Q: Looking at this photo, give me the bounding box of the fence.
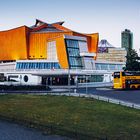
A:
[1,89,140,110]
[45,92,140,110]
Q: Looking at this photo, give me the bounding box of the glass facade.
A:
[95,63,123,71]
[78,41,88,53]
[78,75,104,83]
[83,57,95,70]
[100,64,108,70]
[66,39,83,69]
[16,62,60,70]
[47,41,58,60]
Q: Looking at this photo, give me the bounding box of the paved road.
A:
[0,87,140,104]
[77,87,140,104]
[0,120,71,140]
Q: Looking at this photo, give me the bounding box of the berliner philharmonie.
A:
[0,19,125,86]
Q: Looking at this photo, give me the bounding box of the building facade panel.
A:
[0,26,29,60]
[88,33,99,59]
[29,32,72,59]
[55,36,69,69]
[73,32,99,58]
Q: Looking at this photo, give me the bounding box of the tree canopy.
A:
[123,48,140,71]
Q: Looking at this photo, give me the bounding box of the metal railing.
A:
[45,92,140,110]
[0,88,139,110]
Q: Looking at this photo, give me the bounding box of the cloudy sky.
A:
[0,0,140,52]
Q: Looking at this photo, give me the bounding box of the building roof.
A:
[30,19,69,33]
[98,39,114,48]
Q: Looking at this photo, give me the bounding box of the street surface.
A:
[0,120,71,140]
[77,87,140,104]
[0,87,140,104]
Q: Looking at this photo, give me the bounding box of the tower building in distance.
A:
[121,29,133,52]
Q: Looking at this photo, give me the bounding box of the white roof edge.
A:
[80,52,96,57]
[64,35,87,41]
[16,60,59,63]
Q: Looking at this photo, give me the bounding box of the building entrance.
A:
[41,76,75,86]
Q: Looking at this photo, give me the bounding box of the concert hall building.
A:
[0,19,124,86]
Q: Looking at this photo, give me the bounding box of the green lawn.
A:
[0,94,140,139]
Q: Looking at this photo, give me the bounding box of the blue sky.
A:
[0,0,140,52]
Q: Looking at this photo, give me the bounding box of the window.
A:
[109,64,116,70]
[100,64,108,70]
[24,75,28,82]
[16,62,60,70]
[66,39,83,69]
[78,41,88,53]
[95,64,101,70]
[47,41,58,60]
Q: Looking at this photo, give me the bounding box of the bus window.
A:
[114,72,120,78]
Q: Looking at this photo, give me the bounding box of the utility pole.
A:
[68,68,71,94]
[86,75,88,94]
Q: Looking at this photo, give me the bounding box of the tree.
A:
[123,48,140,71]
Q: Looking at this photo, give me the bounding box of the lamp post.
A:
[86,75,88,94]
[68,68,71,94]
[85,74,91,94]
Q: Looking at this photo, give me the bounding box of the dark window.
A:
[24,75,28,82]
[114,72,120,78]
[122,72,140,76]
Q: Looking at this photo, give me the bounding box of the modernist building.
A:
[0,19,124,86]
[0,19,98,68]
[97,40,127,62]
[121,29,133,52]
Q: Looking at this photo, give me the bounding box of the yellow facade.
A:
[0,26,29,60]
[55,36,69,69]
[29,32,72,59]
[0,19,99,69]
[72,32,99,57]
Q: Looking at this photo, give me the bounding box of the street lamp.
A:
[85,74,91,94]
[68,68,71,94]
[86,75,88,94]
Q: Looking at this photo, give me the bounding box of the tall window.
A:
[65,39,83,69]
[78,41,88,53]
[47,41,57,60]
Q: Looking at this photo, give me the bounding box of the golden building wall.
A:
[0,23,99,63]
[87,33,99,59]
[55,36,69,69]
[0,26,29,60]
[29,32,72,59]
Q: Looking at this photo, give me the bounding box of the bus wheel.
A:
[138,86,140,89]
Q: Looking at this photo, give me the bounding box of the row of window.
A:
[66,39,79,48]
[69,57,83,68]
[16,62,60,69]
[78,75,104,83]
[67,48,80,57]
[95,64,123,70]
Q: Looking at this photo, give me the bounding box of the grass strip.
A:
[0,94,140,140]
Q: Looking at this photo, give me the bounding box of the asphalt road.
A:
[77,87,140,104]
[0,120,71,140]
[0,87,140,104]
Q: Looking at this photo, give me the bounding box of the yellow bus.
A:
[113,71,140,89]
